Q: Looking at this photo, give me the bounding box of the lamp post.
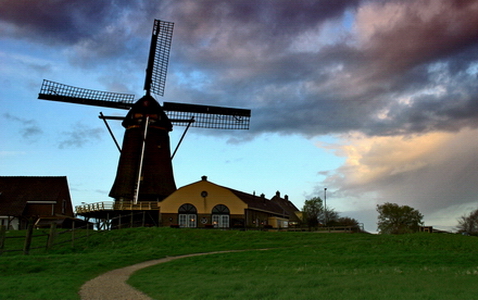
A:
[324,187,327,226]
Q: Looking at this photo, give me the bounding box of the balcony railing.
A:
[75,201,159,214]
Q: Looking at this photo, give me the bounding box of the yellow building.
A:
[159,176,299,228]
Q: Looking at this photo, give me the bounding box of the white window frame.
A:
[179,214,197,228]
[212,214,229,228]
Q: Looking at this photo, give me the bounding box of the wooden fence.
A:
[0,211,149,255]
[0,223,93,255]
[0,218,365,255]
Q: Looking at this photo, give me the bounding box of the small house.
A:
[0,176,75,229]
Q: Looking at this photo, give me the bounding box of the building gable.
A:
[160,176,248,214]
[0,176,74,217]
[270,191,301,223]
[161,176,289,217]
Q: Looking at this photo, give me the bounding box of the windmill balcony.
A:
[75,201,159,214]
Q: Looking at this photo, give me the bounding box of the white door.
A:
[220,215,229,228]
[179,214,196,227]
[212,215,229,228]
[179,214,188,227]
[188,214,197,228]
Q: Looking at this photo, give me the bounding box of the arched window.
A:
[178,204,197,228]
[212,204,230,228]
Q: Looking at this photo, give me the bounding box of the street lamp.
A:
[324,187,327,226]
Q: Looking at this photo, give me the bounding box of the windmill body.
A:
[38,20,251,204]
[110,95,176,202]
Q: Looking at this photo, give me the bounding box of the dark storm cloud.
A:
[363,0,478,78]
[169,0,358,49]
[0,0,136,44]
[163,0,478,137]
[0,0,161,68]
[2,0,478,138]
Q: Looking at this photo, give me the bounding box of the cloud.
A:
[4,0,477,139]
[58,122,102,149]
[164,0,478,139]
[3,113,43,139]
[0,0,136,45]
[355,0,478,76]
[321,128,478,214]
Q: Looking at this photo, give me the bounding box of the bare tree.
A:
[457,208,478,235]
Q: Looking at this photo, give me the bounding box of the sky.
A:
[1,0,478,232]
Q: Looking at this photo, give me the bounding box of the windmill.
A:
[38,19,251,205]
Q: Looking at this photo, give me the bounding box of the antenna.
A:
[144,20,174,96]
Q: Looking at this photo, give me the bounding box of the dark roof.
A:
[0,176,71,216]
[228,189,289,217]
[270,192,301,223]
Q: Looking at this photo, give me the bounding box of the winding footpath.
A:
[79,251,245,300]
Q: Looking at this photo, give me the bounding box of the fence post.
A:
[23,223,34,255]
[0,225,6,255]
[46,223,57,251]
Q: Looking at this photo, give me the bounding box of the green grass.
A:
[1,228,478,299]
[129,233,478,300]
[130,247,478,299]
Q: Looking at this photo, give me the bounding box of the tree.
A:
[457,208,478,235]
[302,197,339,228]
[302,197,323,228]
[331,217,360,227]
[324,208,339,225]
[377,202,423,234]
[327,216,362,232]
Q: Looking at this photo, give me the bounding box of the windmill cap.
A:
[122,95,172,130]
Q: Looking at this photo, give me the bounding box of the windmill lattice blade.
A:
[163,102,251,130]
[144,20,174,97]
[38,79,135,110]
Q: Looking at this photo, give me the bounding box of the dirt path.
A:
[79,251,243,300]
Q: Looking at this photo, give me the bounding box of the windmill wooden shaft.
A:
[37,19,251,205]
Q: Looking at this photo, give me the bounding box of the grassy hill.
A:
[1,228,478,299]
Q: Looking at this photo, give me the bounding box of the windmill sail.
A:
[163,102,251,130]
[39,79,135,109]
[37,19,251,206]
[144,20,174,96]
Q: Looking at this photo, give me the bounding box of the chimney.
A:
[201,175,207,181]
